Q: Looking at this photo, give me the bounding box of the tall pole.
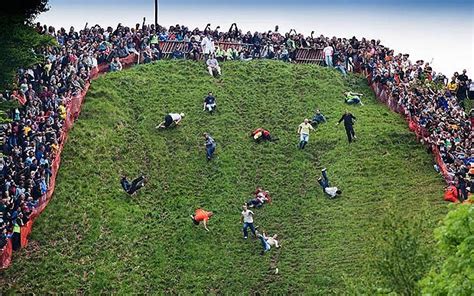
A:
[154,0,158,29]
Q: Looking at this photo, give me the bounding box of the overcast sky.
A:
[37,0,473,76]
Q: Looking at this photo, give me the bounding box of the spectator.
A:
[110,57,123,72]
[206,55,221,77]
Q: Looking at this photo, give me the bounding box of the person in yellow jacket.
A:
[58,104,67,120]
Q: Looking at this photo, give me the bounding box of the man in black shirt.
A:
[337,110,357,143]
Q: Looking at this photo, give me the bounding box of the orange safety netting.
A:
[366,74,452,183]
[0,54,139,269]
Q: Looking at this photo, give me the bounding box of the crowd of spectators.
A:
[1,20,472,251]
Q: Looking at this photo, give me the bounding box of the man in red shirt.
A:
[190,208,214,231]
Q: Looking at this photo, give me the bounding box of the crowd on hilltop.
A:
[1,21,473,250]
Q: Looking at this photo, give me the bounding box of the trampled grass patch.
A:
[1,60,448,294]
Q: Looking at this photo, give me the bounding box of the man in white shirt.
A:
[317,168,342,198]
[241,204,256,239]
[206,55,221,77]
[323,43,334,67]
[201,34,215,59]
[297,118,314,149]
[156,112,185,129]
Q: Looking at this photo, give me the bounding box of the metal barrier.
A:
[157,41,324,64]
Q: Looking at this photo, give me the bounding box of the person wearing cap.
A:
[156,112,185,129]
[317,168,342,198]
[190,208,213,231]
[297,118,314,149]
[203,92,217,114]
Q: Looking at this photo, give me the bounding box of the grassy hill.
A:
[1,60,448,294]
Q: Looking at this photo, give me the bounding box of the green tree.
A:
[420,205,474,295]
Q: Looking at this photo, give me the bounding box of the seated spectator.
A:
[444,183,459,203]
[120,175,147,195]
[317,168,342,198]
[203,92,217,114]
[344,91,364,105]
[214,45,226,61]
[110,57,123,72]
[156,113,185,129]
[311,109,327,126]
[226,46,239,60]
[206,55,221,77]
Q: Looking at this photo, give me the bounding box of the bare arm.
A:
[203,219,209,231]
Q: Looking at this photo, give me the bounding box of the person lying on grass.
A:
[317,168,342,198]
[156,113,185,129]
[121,175,147,195]
[250,128,278,143]
[190,208,214,231]
[256,230,280,255]
[311,109,327,127]
[203,92,217,114]
[246,187,271,208]
[344,91,364,105]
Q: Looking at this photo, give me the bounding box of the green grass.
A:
[1,60,448,294]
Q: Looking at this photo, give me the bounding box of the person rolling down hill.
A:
[297,118,314,149]
[156,112,185,129]
[203,133,217,161]
[203,92,217,114]
[336,110,357,143]
[311,109,327,127]
[344,91,364,105]
[121,175,147,195]
[317,168,342,198]
[190,208,214,231]
[246,188,271,208]
[256,230,280,255]
[250,128,278,143]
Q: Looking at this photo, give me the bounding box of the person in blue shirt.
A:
[311,109,327,127]
[203,92,217,114]
[203,133,217,161]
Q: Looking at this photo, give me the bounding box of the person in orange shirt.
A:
[190,208,214,231]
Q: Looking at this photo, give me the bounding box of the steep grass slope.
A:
[1,61,447,294]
